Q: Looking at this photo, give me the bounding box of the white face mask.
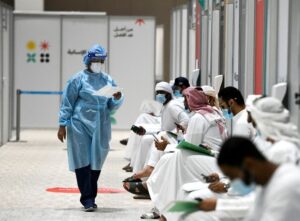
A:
[90,63,103,74]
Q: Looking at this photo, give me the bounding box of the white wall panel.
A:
[2,6,13,142]
[277,0,289,82]
[109,17,155,129]
[224,4,234,87]
[155,25,164,81]
[61,16,108,85]
[200,15,208,85]
[211,10,220,82]
[170,10,176,80]
[180,6,188,77]
[14,16,61,128]
[0,4,3,144]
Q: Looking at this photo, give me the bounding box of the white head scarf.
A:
[246,94,262,112]
[155,81,173,95]
[201,85,217,98]
[251,97,300,146]
[201,85,219,108]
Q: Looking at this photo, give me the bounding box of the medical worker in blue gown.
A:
[57,44,124,211]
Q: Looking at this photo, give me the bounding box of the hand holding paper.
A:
[93,85,123,98]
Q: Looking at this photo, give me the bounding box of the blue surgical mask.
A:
[156,94,167,104]
[222,109,234,119]
[230,179,255,196]
[174,90,182,98]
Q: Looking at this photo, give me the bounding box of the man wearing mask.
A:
[218,87,255,139]
[173,76,190,99]
[217,137,300,221]
[126,82,189,179]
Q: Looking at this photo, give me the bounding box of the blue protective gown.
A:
[59,70,124,172]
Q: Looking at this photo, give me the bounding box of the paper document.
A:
[93,85,123,98]
[166,200,200,213]
[182,182,209,192]
[176,140,215,157]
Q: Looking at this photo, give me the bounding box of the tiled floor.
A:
[0,130,152,221]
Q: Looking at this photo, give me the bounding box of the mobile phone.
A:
[152,133,159,142]
[131,125,141,134]
[201,173,209,182]
[195,197,203,202]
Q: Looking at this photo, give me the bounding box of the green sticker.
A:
[27,53,36,63]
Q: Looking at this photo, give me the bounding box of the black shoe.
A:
[120,138,128,146]
[93,203,97,209]
[84,206,95,212]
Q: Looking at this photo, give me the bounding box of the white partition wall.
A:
[232,0,239,88]
[175,9,181,77]
[224,3,234,87]
[14,12,155,129]
[14,15,61,128]
[200,15,208,85]
[170,10,176,80]
[287,0,300,130]
[239,0,255,97]
[180,6,188,77]
[0,4,3,144]
[265,0,278,95]
[109,16,155,129]
[277,0,289,83]
[61,16,108,85]
[1,4,13,143]
[211,10,220,83]
[155,25,164,81]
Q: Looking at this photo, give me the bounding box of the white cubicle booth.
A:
[14,11,156,129]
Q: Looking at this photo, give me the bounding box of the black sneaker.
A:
[93,203,97,209]
[120,138,128,145]
[84,205,95,212]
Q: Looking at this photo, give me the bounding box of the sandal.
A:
[140,212,160,219]
[123,181,149,195]
[133,194,151,200]
[122,163,131,170]
[125,167,133,172]
[122,175,142,183]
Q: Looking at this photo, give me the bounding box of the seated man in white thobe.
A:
[180,88,255,201]
[215,137,300,221]
[181,97,300,221]
[123,100,162,172]
[249,96,300,164]
[144,87,227,219]
[123,82,189,190]
[218,86,255,139]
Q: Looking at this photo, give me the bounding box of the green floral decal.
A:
[27,53,36,63]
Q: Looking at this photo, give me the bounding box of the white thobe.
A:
[232,109,255,139]
[161,99,189,131]
[131,99,189,172]
[182,193,255,221]
[245,164,300,221]
[147,112,225,212]
[124,113,161,161]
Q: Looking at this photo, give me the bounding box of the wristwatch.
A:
[223,183,230,191]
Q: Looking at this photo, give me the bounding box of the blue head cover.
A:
[83,44,107,65]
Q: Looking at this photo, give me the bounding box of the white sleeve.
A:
[232,122,254,139]
[216,193,255,214]
[256,184,300,221]
[169,105,189,128]
[164,144,178,153]
[185,114,208,146]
